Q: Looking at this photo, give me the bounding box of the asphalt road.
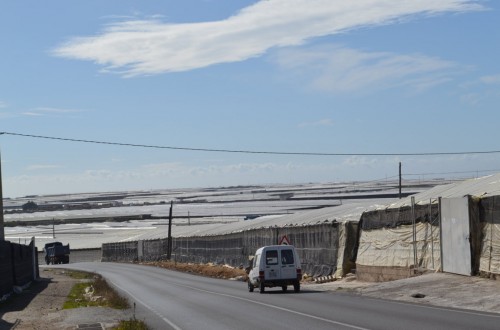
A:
[57,262,500,330]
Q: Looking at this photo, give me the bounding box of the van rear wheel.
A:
[281,285,288,292]
[259,283,265,294]
[248,282,254,292]
[293,282,300,293]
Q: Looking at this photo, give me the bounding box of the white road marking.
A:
[109,280,183,330]
[175,283,371,330]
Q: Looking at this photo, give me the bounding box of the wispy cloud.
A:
[459,73,500,105]
[480,74,500,85]
[22,107,84,117]
[52,0,483,77]
[0,102,14,119]
[298,118,334,128]
[26,164,63,171]
[272,45,459,93]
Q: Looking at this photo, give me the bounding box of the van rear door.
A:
[280,248,297,279]
[264,249,281,280]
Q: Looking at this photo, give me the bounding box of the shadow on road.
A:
[253,288,320,295]
[0,277,52,330]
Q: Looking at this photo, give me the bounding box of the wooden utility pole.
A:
[399,162,402,199]
[167,201,173,260]
[0,151,5,241]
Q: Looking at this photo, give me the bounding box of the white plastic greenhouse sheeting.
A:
[6,198,392,250]
[380,173,500,210]
[357,222,441,269]
[359,174,500,275]
[122,198,391,241]
[480,223,500,274]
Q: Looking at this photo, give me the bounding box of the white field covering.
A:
[4,181,411,250]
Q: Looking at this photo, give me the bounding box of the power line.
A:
[2,131,500,157]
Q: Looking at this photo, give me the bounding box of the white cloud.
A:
[298,118,334,128]
[22,107,84,117]
[7,154,500,197]
[26,164,63,171]
[52,0,483,76]
[480,74,500,85]
[343,156,379,167]
[0,102,15,119]
[273,45,459,93]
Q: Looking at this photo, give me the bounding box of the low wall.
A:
[0,241,14,298]
[0,240,38,299]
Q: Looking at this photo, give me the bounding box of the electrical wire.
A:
[3,131,500,157]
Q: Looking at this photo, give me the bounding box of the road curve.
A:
[55,262,500,330]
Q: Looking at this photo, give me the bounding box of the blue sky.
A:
[1,0,500,197]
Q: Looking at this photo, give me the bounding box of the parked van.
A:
[247,245,302,293]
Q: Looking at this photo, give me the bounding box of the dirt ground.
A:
[0,268,131,330]
[1,265,500,330]
[302,271,500,314]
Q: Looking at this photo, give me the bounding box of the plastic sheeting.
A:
[480,223,500,274]
[102,222,359,278]
[357,222,441,270]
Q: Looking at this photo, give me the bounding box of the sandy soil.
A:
[1,267,499,330]
[302,271,500,314]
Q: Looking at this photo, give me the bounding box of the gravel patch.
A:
[0,269,132,330]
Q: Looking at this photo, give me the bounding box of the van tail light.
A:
[296,268,302,280]
[259,271,265,280]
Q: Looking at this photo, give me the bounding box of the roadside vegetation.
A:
[114,318,149,330]
[140,260,315,283]
[63,270,148,329]
[141,260,248,280]
[63,270,128,309]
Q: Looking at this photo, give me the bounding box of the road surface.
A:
[56,262,500,330]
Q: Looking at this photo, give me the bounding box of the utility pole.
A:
[0,150,5,241]
[399,162,402,199]
[167,201,173,260]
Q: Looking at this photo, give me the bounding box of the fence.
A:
[102,222,358,278]
[0,240,38,299]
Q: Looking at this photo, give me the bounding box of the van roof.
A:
[255,245,296,253]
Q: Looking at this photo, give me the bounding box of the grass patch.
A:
[113,318,149,330]
[63,274,128,309]
[65,270,94,280]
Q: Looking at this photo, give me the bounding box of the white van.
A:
[247,245,302,293]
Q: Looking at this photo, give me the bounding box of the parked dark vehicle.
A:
[44,242,70,265]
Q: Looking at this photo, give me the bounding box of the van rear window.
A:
[266,250,278,265]
[281,249,294,265]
